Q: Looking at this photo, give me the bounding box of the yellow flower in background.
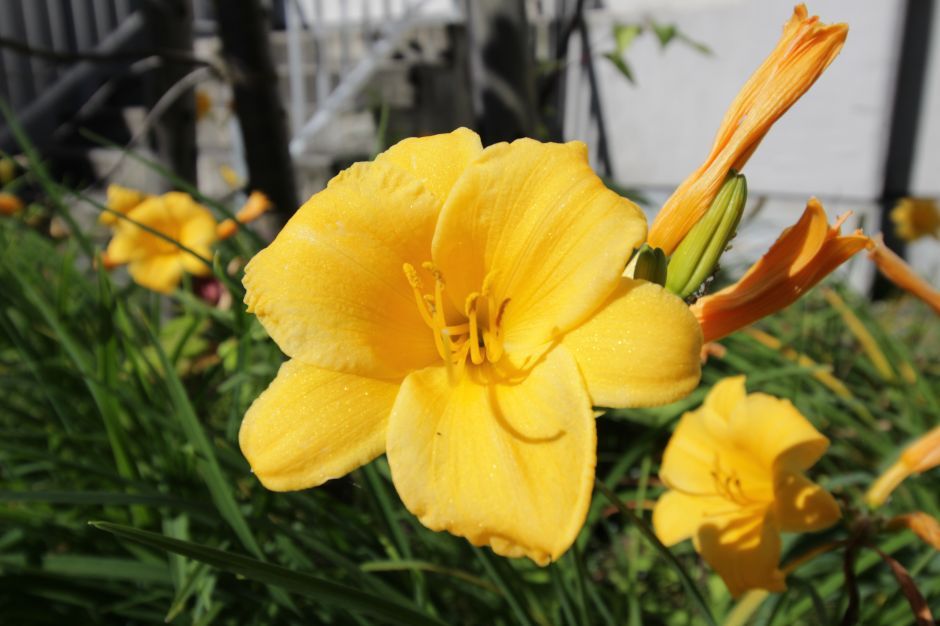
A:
[100,184,148,226]
[653,376,840,597]
[890,197,940,242]
[0,192,24,216]
[239,128,703,564]
[867,425,940,508]
[649,4,847,255]
[690,199,869,342]
[105,192,216,294]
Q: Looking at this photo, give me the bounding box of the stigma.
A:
[403,262,509,377]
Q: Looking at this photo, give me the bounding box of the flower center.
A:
[403,262,510,375]
[710,457,760,507]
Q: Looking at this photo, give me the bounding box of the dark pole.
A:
[211,0,298,217]
[464,0,537,145]
[142,0,198,186]
[872,0,934,299]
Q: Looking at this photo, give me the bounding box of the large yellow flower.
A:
[239,128,704,564]
[105,192,216,294]
[653,376,840,597]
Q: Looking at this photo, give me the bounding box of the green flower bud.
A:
[665,172,747,299]
[632,244,668,286]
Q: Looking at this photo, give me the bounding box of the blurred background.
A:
[0,0,937,289]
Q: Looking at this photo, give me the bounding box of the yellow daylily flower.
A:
[690,199,869,343]
[653,376,840,597]
[100,184,148,226]
[866,425,940,508]
[648,4,847,255]
[239,128,704,564]
[890,197,940,242]
[105,192,217,294]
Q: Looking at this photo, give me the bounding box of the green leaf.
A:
[91,522,446,626]
[603,52,636,84]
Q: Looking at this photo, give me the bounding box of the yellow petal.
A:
[375,128,483,204]
[728,393,829,473]
[386,347,595,564]
[563,278,702,408]
[659,403,730,496]
[653,490,721,546]
[101,184,146,225]
[695,510,786,598]
[432,139,647,354]
[239,359,400,491]
[703,375,746,423]
[127,256,185,294]
[243,160,442,379]
[773,472,840,533]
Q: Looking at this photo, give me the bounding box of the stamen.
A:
[403,263,435,328]
[465,293,484,365]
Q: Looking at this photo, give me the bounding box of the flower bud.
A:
[632,244,668,286]
[665,172,747,299]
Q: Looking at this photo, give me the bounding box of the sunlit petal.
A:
[243,160,442,379]
[564,278,702,408]
[386,347,595,564]
[375,127,483,204]
[433,138,646,354]
[239,359,400,491]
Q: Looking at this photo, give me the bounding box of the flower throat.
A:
[403,262,509,375]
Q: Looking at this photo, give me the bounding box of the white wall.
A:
[569,0,902,200]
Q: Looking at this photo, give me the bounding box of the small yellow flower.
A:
[890,197,940,242]
[219,164,243,190]
[100,184,148,226]
[105,192,217,294]
[653,376,840,597]
[649,5,847,255]
[867,425,940,508]
[239,128,704,564]
[690,199,869,342]
[0,192,24,215]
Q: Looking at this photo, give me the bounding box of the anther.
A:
[465,292,484,365]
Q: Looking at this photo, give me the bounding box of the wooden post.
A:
[872,0,933,299]
[211,0,298,217]
[464,0,537,145]
[142,0,198,186]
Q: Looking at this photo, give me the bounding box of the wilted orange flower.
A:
[195,90,213,121]
[0,192,24,215]
[690,199,868,342]
[649,5,847,254]
[653,376,840,597]
[890,197,940,242]
[216,191,273,240]
[100,184,148,226]
[866,234,940,315]
[867,425,940,507]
